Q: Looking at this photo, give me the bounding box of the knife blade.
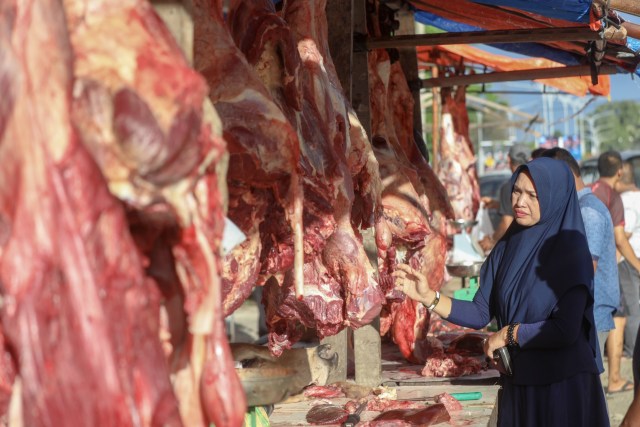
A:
[341,401,367,427]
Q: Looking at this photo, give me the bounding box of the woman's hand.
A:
[483,326,509,359]
[392,264,433,305]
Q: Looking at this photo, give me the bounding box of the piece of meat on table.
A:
[371,404,451,425]
[306,404,350,425]
[421,353,485,378]
[303,385,346,399]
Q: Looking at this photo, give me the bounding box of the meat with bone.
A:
[282,0,384,330]
[368,48,447,363]
[438,87,481,221]
[371,404,451,425]
[192,0,304,314]
[387,59,454,237]
[63,0,244,424]
[228,0,384,354]
[0,0,182,424]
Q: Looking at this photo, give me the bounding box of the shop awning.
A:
[417,44,611,96]
[410,0,640,72]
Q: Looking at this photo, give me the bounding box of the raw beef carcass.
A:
[283,0,384,330]
[228,0,384,354]
[0,0,181,424]
[438,87,481,221]
[192,0,304,313]
[367,48,446,363]
[63,0,244,425]
[387,59,454,237]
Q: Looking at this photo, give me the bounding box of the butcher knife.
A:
[341,401,367,427]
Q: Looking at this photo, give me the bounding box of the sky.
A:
[608,73,640,102]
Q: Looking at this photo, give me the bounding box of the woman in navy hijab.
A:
[394,158,609,426]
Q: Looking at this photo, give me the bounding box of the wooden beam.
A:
[421,65,619,88]
[608,0,640,17]
[365,27,599,50]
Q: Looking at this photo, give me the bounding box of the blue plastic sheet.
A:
[414,11,581,66]
[470,0,591,23]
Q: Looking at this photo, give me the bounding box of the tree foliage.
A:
[588,101,640,151]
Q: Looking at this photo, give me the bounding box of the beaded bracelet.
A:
[507,323,520,347]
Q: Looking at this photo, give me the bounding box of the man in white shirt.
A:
[616,161,640,358]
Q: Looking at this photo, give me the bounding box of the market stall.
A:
[1,0,639,426]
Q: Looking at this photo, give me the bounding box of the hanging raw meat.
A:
[438,86,481,221]
[63,0,244,425]
[387,59,454,237]
[283,0,384,331]
[0,0,182,424]
[367,46,449,363]
[192,0,304,315]
[228,0,385,356]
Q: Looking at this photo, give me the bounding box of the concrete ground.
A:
[229,277,636,426]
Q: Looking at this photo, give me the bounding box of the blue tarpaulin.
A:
[414,11,583,66]
[469,0,592,23]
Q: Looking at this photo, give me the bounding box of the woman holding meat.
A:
[394,157,609,426]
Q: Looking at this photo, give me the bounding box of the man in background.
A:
[591,150,640,393]
[479,143,529,252]
[543,148,619,385]
[616,162,640,359]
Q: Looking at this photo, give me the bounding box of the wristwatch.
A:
[424,290,441,311]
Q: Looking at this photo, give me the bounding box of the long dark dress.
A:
[447,158,609,426]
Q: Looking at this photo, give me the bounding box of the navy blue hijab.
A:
[480,157,596,353]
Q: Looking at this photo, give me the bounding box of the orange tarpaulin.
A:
[417,44,610,97]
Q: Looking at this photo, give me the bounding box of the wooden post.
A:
[431,66,440,173]
[327,0,354,100]
[351,0,372,138]
[321,0,355,385]
[395,5,422,139]
[351,0,381,388]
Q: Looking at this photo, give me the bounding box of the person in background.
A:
[621,324,640,426]
[590,150,640,394]
[395,158,608,426]
[479,144,530,253]
[531,147,546,159]
[542,148,619,389]
[616,162,640,359]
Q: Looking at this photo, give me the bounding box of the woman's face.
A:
[511,170,540,227]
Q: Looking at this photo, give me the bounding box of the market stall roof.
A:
[369,0,640,86]
[416,44,611,97]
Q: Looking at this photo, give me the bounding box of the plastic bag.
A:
[471,203,494,253]
[473,203,494,239]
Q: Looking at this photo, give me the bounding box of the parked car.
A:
[581,150,640,186]
[479,171,511,229]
